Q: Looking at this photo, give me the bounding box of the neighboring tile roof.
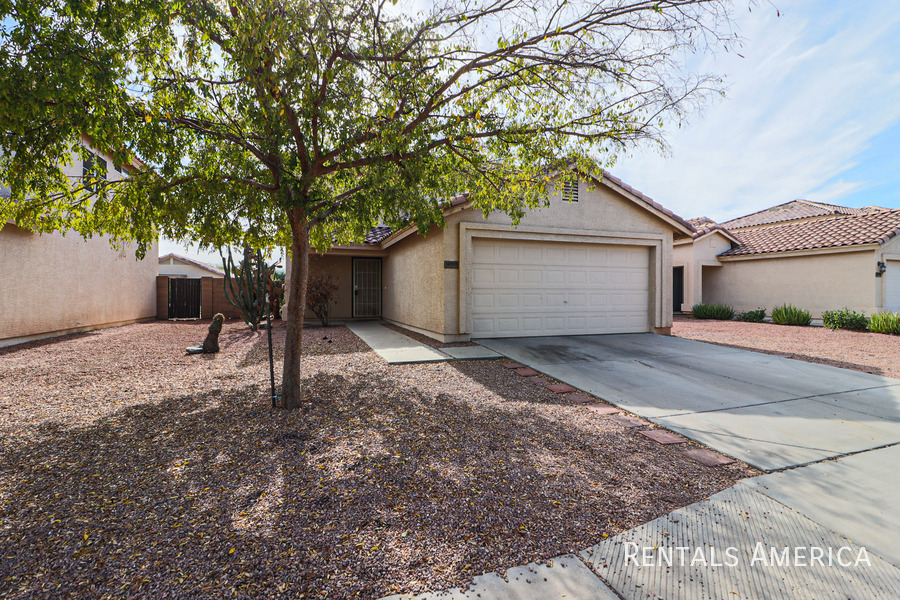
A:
[719,209,900,257]
[684,216,741,242]
[158,253,226,276]
[364,226,393,245]
[722,199,882,230]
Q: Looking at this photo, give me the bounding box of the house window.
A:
[562,179,579,202]
[82,154,108,192]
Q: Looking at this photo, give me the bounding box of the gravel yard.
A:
[673,316,900,378]
[1,321,754,599]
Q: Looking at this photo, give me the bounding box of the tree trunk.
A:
[281,205,310,410]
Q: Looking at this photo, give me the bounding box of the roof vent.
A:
[562,180,579,202]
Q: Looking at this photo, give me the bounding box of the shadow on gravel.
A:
[0,368,752,600]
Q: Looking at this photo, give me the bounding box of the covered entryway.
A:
[672,266,684,313]
[352,257,382,318]
[470,238,650,338]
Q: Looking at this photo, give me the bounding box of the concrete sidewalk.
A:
[378,479,900,600]
[345,322,501,364]
[345,322,450,364]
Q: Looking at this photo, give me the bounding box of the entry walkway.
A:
[345,321,450,364]
[345,322,501,364]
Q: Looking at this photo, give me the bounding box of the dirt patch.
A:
[673,316,900,378]
[0,321,755,599]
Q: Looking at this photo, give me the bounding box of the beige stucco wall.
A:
[382,226,445,333]
[703,248,879,318]
[1,141,158,346]
[0,225,158,345]
[673,232,734,312]
[158,258,223,278]
[436,178,678,339]
[307,254,354,321]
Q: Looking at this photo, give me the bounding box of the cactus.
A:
[202,313,225,353]
[220,246,269,330]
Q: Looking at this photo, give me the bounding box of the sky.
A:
[612,0,900,222]
[160,0,900,265]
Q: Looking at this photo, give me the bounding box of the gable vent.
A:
[562,179,579,202]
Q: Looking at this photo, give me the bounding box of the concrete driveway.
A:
[478,334,900,473]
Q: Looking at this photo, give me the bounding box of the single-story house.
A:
[1,138,157,347]
[159,253,226,278]
[674,200,900,317]
[286,172,694,342]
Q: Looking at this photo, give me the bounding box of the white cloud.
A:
[612,0,900,222]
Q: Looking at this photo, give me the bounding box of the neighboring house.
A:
[0,138,158,347]
[286,171,694,342]
[675,200,900,317]
[158,253,225,278]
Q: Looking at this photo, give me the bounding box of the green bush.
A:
[737,308,766,322]
[771,304,811,326]
[692,303,735,320]
[868,311,900,335]
[822,308,869,331]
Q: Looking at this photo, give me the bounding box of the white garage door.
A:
[471,238,650,338]
[886,260,900,312]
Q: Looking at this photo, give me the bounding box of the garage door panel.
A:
[567,270,587,285]
[471,239,650,338]
[545,270,565,284]
[497,270,519,284]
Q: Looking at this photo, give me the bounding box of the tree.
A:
[0,0,740,409]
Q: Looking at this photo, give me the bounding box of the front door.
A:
[672,266,684,313]
[353,258,382,318]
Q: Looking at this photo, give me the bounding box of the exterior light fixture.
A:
[876,261,887,277]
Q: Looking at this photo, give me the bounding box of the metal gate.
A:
[168,278,202,319]
[352,258,382,317]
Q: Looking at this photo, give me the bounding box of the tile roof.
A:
[684,216,741,242]
[722,199,881,230]
[364,226,393,245]
[719,209,900,257]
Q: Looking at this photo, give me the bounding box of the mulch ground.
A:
[0,321,755,599]
[673,316,900,378]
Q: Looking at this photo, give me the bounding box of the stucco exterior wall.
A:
[382,227,445,334]
[673,232,734,312]
[704,249,878,318]
[1,225,158,345]
[307,254,354,321]
[1,142,158,346]
[159,258,223,278]
[439,178,677,338]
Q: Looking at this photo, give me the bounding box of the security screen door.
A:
[352,258,382,318]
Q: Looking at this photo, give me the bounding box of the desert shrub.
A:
[692,303,735,320]
[306,274,340,326]
[737,308,766,322]
[822,308,869,331]
[868,311,900,335]
[771,304,811,326]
